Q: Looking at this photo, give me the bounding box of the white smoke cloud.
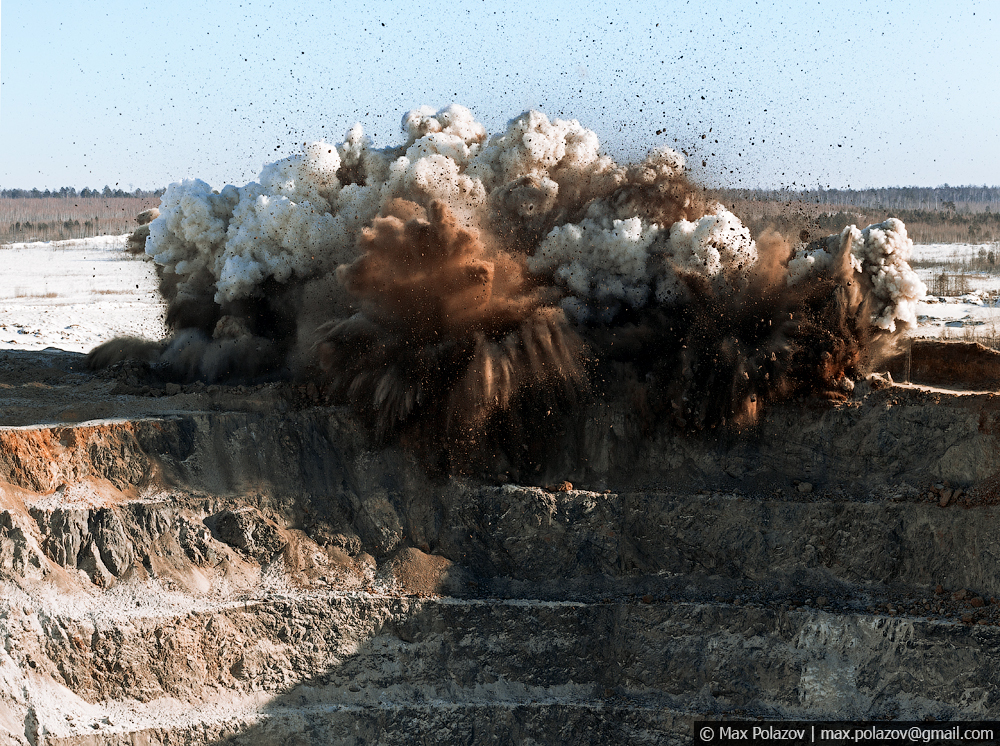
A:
[402,103,487,151]
[529,216,661,322]
[528,206,758,322]
[787,218,926,332]
[143,103,923,359]
[659,207,757,302]
[91,99,946,469]
[467,109,622,210]
[146,107,629,316]
[627,146,686,184]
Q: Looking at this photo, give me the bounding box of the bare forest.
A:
[3,186,999,245]
[1,196,162,243]
[718,186,1000,244]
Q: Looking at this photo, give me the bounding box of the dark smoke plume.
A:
[88,104,926,472]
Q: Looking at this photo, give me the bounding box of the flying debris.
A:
[89,104,926,472]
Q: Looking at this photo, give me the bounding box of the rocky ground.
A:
[2,344,1000,744]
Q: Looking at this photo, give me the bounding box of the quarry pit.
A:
[1,343,1000,745]
[3,105,1000,744]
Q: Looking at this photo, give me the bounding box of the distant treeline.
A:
[725,203,1000,244]
[2,196,162,243]
[715,185,1000,214]
[0,186,165,199]
[4,185,1000,245]
[815,209,1000,243]
[715,188,1000,244]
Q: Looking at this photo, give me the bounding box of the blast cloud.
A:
[787,218,924,332]
[89,104,927,472]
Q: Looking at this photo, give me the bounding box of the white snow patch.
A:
[0,235,166,352]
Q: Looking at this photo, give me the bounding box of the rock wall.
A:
[1,384,1000,743]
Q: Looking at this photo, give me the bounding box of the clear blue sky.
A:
[2,0,997,191]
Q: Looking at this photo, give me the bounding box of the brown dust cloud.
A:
[89,105,927,474]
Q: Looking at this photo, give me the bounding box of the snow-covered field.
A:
[910,242,1000,342]
[910,242,1000,265]
[0,236,997,355]
[0,235,166,352]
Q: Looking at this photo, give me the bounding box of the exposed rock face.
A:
[884,339,1000,390]
[214,508,289,564]
[2,349,1000,743]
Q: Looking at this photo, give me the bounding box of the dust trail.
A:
[88,104,926,471]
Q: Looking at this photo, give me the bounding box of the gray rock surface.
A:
[1,350,1000,743]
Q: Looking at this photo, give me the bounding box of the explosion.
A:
[89,104,927,472]
[315,197,585,470]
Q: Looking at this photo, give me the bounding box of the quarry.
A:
[3,105,1000,744]
[1,340,1000,744]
